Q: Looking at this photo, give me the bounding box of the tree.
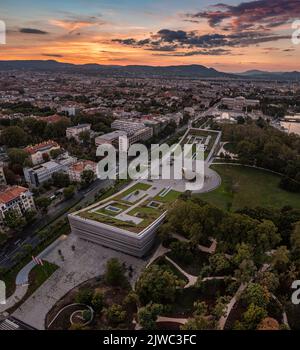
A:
[50,148,63,159]
[136,265,184,305]
[212,296,230,319]
[63,185,75,200]
[52,172,70,188]
[271,246,290,272]
[82,310,92,323]
[233,243,254,267]
[44,118,71,139]
[24,209,37,224]
[248,220,281,260]
[91,292,104,312]
[7,148,29,166]
[104,304,126,326]
[3,167,18,185]
[240,303,268,330]
[169,241,193,264]
[79,130,90,144]
[257,317,280,330]
[158,223,172,244]
[42,152,50,162]
[104,258,126,286]
[209,253,231,274]
[0,126,29,147]
[75,288,93,305]
[241,283,270,309]
[4,210,26,230]
[81,170,95,187]
[234,259,257,284]
[35,197,51,213]
[165,200,204,241]
[22,243,33,255]
[193,301,208,316]
[291,221,300,263]
[256,271,280,293]
[181,316,215,330]
[138,303,163,330]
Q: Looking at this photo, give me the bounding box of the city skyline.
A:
[1,0,300,72]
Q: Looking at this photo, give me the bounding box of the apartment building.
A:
[0,162,6,185]
[24,141,61,165]
[95,130,127,149]
[221,96,260,111]
[111,120,145,133]
[95,127,153,150]
[66,124,91,141]
[0,186,35,224]
[24,155,77,187]
[68,160,97,182]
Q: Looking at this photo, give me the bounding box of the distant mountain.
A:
[239,69,300,80]
[0,60,236,78]
[0,60,299,80]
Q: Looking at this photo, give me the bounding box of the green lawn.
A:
[95,202,129,217]
[6,261,59,313]
[198,164,300,211]
[153,189,181,203]
[116,183,151,198]
[27,261,58,295]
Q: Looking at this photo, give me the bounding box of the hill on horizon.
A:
[0,60,299,80]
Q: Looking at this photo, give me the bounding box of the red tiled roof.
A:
[69,160,96,173]
[25,140,60,155]
[0,186,29,204]
[36,115,67,124]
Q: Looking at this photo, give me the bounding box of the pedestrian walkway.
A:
[165,256,198,288]
[0,235,67,314]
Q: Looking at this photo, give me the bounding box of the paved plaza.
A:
[12,234,146,330]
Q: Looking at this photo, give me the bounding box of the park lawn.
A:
[198,164,300,211]
[79,210,139,231]
[127,202,164,228]
[27,261,59,296]
[153,190,181,203]
[114,182,151,200]
[6,261,59,314]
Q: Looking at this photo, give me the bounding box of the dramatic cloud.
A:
[50,14,105,33]
[19,28,49,35]
[42,54,64,58]
[153,48,232,56]
[113,29,289,53]
[185,0,300,31]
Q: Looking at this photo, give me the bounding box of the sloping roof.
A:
[25,140,60,155]
[69,160,96,173]
[0,186,29,204]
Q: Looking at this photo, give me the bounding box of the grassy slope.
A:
[198,164,300,211]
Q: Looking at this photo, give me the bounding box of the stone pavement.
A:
[12,234,146,329]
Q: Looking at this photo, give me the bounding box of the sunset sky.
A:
[1,0,300,72]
